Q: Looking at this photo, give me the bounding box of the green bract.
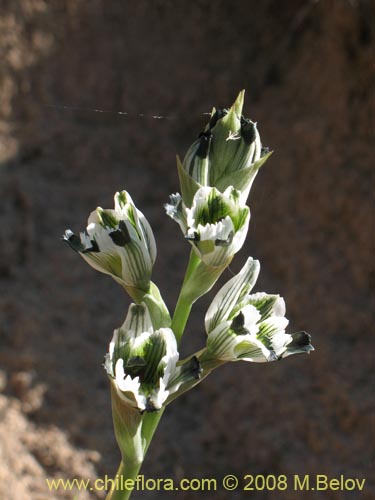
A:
[178,90,272,206]
[203,257,314,362]
[165,186,249,268]
[64,190,156,292]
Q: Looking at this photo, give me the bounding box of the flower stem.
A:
[105,410,165,500]
[171,251,229,345]
[171,250,200,344]
[141,408,165,453]
[104,458,143,500]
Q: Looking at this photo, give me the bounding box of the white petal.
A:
[108,329,119,361]
[206,321,236,360]
[157,328,179,386]
[149,378,169,410]
[197,216,234,242]
[87,209,100,226]
[256,316,289,355]
[137,211,157,264]
[234,336,275,362]
[121,303,153,339]
[258,316,289,337]
[80,250,123,280]
[191,186,215,211]
[231,210,250,253]
[165,194,187,234]
[86,223,114,252]
[131,331,152,350]
[118,241,153,288]
[273,296,286,317]
[269,331,293,357]
[241,304,261,335]
[114,190,134,213]
[114,359,146,410]
[246,292,286,319]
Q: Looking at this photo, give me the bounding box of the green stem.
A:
[171,250,200,344]
[105,390,166,500]
[171,251,229,345]
[105,459,143,500]
[141,408,165,455]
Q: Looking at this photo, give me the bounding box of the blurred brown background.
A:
[0,0,373,499]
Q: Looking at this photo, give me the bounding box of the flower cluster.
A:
[63,92,313,493]
[167,91,271,270]
[63,91,313,422]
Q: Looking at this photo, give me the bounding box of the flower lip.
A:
[63,230,83,252]
[287,331,313,349]
[108,220,132,247]
[63,229,99,253]
[241,118,257,145]
[215,231,234,246]
[208,108,228,129]
[230,311,248,335]
[196,131,212,159]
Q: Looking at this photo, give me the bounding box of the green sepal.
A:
[110,381,144,464]
[215,150,273,196]
[179,258,231,305]
[171,251,230,343]
[125,281,171,330]
[144,282,171,329]
[166,352,224,405]
[208,90,245,182]
[108,383,166,500]
[177,155,201,208]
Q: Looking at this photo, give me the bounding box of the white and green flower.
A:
[64,190,156,292]
[204,257,314,362]
[104,303,179,412]
[178,90,272,206]
[165,186,250,268]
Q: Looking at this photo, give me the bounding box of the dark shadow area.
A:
[0,0,373,498]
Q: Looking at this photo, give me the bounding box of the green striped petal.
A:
[205,257,260,333]
[64,190,156,292]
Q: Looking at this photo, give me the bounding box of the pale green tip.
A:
[231,89,245,118]
[222,90,244,132]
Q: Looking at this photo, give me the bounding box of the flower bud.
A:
[104,303,179,412]
[204,257,314,362]
[179,90,272,206]
[64,190,156,292]
[165,186,250,268]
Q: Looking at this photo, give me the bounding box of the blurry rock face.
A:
[0,1,373,499]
